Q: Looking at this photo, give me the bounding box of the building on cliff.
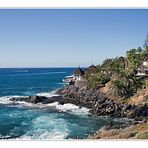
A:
[63,67,85,85]
[136,33,148,76]
[137,61,148,76]
[73,67,87,88]
[84,64,97,75]
[73,67,85,81]
[63,65,98,87]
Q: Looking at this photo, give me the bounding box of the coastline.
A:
[8,84,148,139]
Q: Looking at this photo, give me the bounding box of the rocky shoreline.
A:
[57,86,148,120]
[10,85,148,139]
[88,122,148,139]
[10,85,148,120]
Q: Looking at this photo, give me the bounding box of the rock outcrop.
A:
[10,86,148,121]
[56,86,148,120]
[88,122,148,139]
[10,95,63,104]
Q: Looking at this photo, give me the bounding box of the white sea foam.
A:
[0,96,28,106]
[0,96,26,105]
[0,95,90,115]
[0,95,91,140]
[18,115,69,140]
[19,129,68,140]
[0,96,46,109]
[0,134,11,139]
[0,96,37,109]
[36,90,59,98]
[36,91,90,115]
[0,96,13,105]
[56,103,90,115]
[46,102,59,107]
[46,102,90,115]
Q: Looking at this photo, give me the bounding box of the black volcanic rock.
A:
[9,85,148,122]
[41,96,63,104]
[56,86,148,120]
[29,96,48,103]
[10,96,28,102]
[10,95,61,104]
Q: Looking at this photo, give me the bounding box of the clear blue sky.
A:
[0,9,148,68]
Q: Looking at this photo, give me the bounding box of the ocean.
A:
[0,68,114,139]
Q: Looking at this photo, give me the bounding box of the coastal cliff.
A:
[56,86,148,120]
[9,83,148,139]
[88,123,148,139]
[56,85,148,139]
[10,85,148,120]
[9,50,148,139]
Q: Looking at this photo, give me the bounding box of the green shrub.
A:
[85,72,110,90]
[143,95,148,100]
[136,132,148,139]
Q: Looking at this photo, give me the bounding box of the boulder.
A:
[29,96,48,104]
[41,96,62,104]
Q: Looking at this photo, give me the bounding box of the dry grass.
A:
[89,123,148,139]
[100,79,148,105]
[128,80,148,105]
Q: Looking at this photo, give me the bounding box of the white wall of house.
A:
[143,61,148,66]
[74,75,83,81]
[136,61,148,76]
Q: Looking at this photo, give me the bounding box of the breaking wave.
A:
[0,95,90,116]
[36,90,59,98]
[54,103,90,115]
[18,116,69,140]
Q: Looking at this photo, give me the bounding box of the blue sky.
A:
[0,9,148,68]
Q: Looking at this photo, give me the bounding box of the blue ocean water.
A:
[0,68,73,97]
[0,68,112,139]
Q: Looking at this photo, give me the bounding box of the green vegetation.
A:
[144,95,148,100]
[111,72,143,98]
[85,72,110,90]
[135,132,148,139]
[85,46,148,98]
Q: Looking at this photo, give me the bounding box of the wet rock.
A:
[28,96,48,103]
[41,96,63,104]
[10,85,148,121]
[56,86,148,119]
[10,96,29,102]
[10,96,49,104]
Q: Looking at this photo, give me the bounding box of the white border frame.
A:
[0,0,148,8]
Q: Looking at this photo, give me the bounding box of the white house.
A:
[137,61,148,76]
[73,67,85,81]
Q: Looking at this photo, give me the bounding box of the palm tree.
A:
[126,48,142,72]
[111,69,143,98]
[85,72,110,90]
[111,79,127,97]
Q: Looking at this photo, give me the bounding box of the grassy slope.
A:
[88,123,148,139]
[128,79,148,105]
[89,79,148,139]
[100,79,148,105]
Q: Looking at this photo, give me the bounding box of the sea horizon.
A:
[0,67,86,69]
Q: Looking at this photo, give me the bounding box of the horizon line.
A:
[0,66,88,69]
